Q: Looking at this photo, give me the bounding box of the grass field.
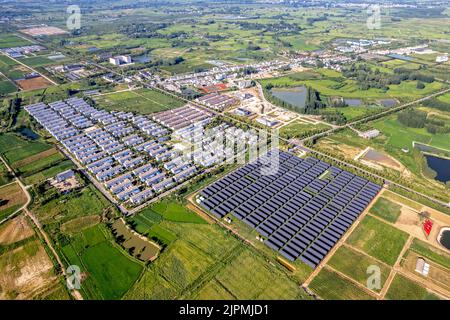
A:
[150,199,207,224]
[0,79,16,95]
[280,121,330,139]
[327,245,390,292]
[60,223,143,300]
[94,88,185,114]
[36,185,111,227]
[347,215,409,266]
[23,160,75,185]
[0,134,52,166]
[369,197,402,223]
[18,56,55,68]
[0,35,32,49]
[385,274,441,300]
[211,249,305,299]
[309,267,375,300]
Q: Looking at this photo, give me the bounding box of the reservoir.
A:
[271,86,307,108]
[344,99,362,106]
[18,127,39,140]
[438,228,450,251]
[425,154,450,183]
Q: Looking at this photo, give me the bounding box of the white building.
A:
[436,55,448,63]
[109,55,132,66]
[359,129,380,139]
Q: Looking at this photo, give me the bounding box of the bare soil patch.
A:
[0,215,34,245]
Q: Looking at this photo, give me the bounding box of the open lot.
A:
[94,88,185,114]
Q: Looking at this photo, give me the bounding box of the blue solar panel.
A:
[198,150,381,269]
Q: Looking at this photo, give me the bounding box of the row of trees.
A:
[398,108,450,134]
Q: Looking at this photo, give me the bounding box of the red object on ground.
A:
[423,219,433,237]
[200,83,228,93]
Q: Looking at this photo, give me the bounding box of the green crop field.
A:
[280,121,331,139]
[18,56,55,67]
[385,274,441,300]
[94,88,185,114]
[309,268,375,300]
[23,160,75,185]
[0,79,16,95]
[369,197,402,223]
[347,215,409,266]
[16,152,65,176]
[408,238,450,270]
[150,199,207,224]
[0,134,52,165]
[35,185,111,226]
[327,246,391,292]
[61,224,143,300]
[0,35,32,49]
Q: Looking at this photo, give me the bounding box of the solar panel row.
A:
[199,150,382,268]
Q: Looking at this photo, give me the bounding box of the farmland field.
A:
[23,160,75,185]
[94,88,185,114]
[279,121,331,139]
[60,223,143,300]
[346,215,409,266]
[0,182,27,221]
[309,268,375,300]
[327,245,391,292]
[0,35,32,49]
[385,274,441,300]
[369,197,402,223]
[0,133,52,165]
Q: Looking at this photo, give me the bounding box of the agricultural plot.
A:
[0,161,12,186]
[60,223,143,300]
[0,182,27,221]
[369,197,402,223]
[327,245,390,292]
[0,133,52,166]
[0,34,33,49]
[35,185,110,226]
[23,160,75,185]
[385,274,441,300]
[94,88,185,114]
[279,121,331,140]
[0,79,16,95]
[309,267,375,300]
[0,238,64,300]
[346,215,409,266]
[14,149,65,177]
[211,249,304,300]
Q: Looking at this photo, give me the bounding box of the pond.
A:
[438,228,450,250]
[379,99,397,107]
[425,154,450,183]
[344,99,362,107]
[133,55,151,63]
[18,127,39,140]
[271,86,307,108]
[388,53,414,61]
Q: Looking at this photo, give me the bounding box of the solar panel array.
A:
[199,150,381,268]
